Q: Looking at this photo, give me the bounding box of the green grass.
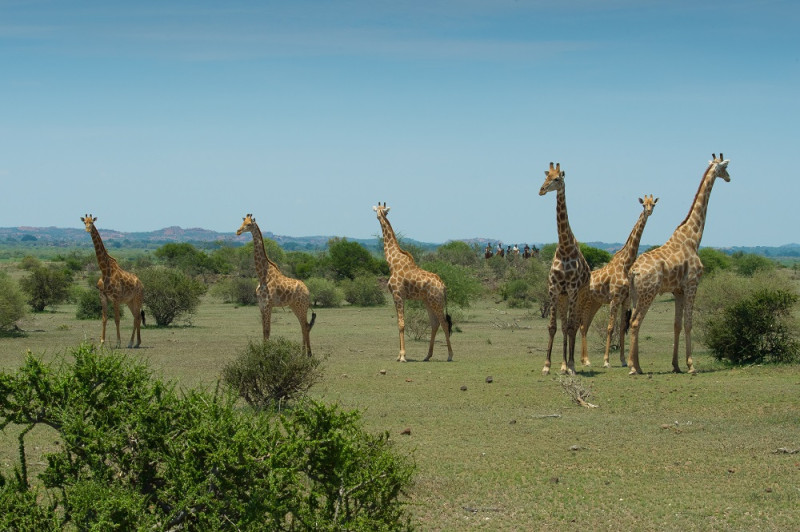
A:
[2,295,799,530]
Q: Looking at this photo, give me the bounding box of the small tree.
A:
[222,337,324,410]
[305,277,345,308]
[698,248,731,276]
[75,288,103,320]
[139,267,206,326]
[19,265,72,312]
[341,274,386,307]
[210,277,258,306]
[697,270,800,365]
[0,273,26,331]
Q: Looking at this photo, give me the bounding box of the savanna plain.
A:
[1,289,799,530]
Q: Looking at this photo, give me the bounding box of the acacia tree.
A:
[19,266,72,312]
[138,267,206,326]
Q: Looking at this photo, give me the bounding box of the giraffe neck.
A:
[89,225,113,276]
[378,214,413,272]
[555,187,580,250]
[617,208,650,271]
[248,222,272,282]
[670,163,717,252]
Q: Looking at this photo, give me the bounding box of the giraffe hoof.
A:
[541,368,550,376]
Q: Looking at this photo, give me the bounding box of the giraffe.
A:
[577,195,658,369]
[81,215,145,348]
[539,162,591,376]
[236,214,316,355]
[627,154,730,375]
[373,202,453,362]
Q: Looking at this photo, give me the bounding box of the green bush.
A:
[210,276,258,306]
[697,271,800,365]
[139,266,206,326]
[0,272,26,331]
[19,265,72,312]
[731,251,776,277]
[75,288,103,320]
[342,274,386,307]
[420,260,481,309]
[698,248,731,276]
[222,337,324,410]
[0,343,412,529]
[579,244,612,269]
[501,279,534,308]
[435,240,480,267]
[305,277,345,308]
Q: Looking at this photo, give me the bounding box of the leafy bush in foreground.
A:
[0,343,413,530]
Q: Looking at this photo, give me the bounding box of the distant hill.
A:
[1,226,798,258]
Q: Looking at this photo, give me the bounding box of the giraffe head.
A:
[373,202,390,219]
[710,153,731,182]
[639,194,659,217]
[539,162,565,196]
[236,213,257,236]
[81,214,97,233]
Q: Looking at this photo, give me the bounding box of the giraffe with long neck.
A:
[539,163,591,375]
[373,202,453,362]
[236,214,316,355]
[81,215,145,348]
[578,195,658,368]
[627,154,730,374]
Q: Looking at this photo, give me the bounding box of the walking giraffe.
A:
[373,202,453,362]
[627,154,730,374]
[236,214,316,355]
[539,162,591,376]
[577,195,658,368]
[81,215,145,348]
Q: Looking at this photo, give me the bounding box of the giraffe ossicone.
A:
[373,202,453,362]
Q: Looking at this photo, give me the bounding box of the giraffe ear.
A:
[653,197,659,204]
[373,206,378,212]
[93,217,97,222]
[639,197,644,204]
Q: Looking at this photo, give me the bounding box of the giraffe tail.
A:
[141,310,147,327]
[308,311,317,330]
[446,313,453,334]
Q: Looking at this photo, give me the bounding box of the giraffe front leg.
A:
[564,299,579,376]
[259,300,273,341]
[672,294,685,373]
[604,300,618,368]
[543,300,558,376]
[113,303,122,348]
[684,294,697,374]
[99,294,109,346]
[394,297,406,362]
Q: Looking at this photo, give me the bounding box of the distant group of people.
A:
[484,243,539,259]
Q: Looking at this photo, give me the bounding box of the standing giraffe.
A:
[627,154,730,374]
[539,162,591,376]
[373,202,453,362]
[81,215,145,348]
[577,195,658,369]
[236,214,316,355]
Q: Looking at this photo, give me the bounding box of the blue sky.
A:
[1,1,797,247]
